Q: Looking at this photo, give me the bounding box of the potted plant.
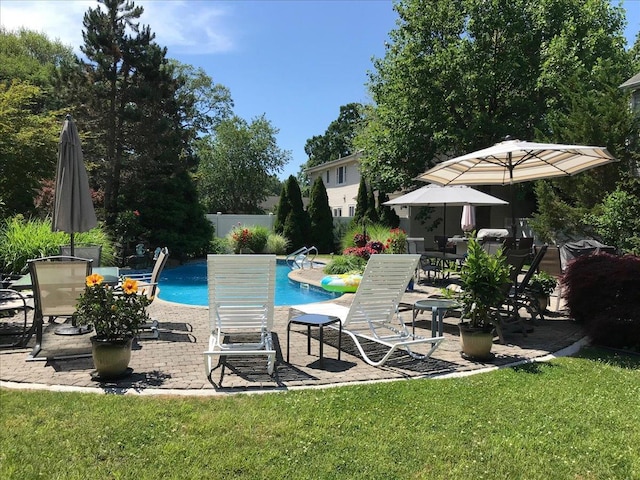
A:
[454,236,511,359]
[528,271,557,311]
[73,273,151,379]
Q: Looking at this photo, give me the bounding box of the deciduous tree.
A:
[196,115,290,213]
[0,81,60,216]
[357,0,631,195]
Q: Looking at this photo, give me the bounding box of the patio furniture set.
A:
[0,245,168,359]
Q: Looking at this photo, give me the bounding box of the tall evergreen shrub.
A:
[352,176,368,225]
[281,176,310,252]
[307,177,335,253]
[273,182,290,234]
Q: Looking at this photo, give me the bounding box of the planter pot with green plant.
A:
[73,274,151,380]
[528,271,557,312]
[454,236,511,360]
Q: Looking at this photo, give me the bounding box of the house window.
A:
[333,208,342,217]
[336,166,346,185]
[632,91,640,113]
[326,171,330,184]
[348,205,355,217]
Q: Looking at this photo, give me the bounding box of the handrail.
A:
[286,246,318,270]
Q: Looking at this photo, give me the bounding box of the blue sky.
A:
[2,0,638,180]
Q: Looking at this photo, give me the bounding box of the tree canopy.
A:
[303,102,363,169]
[0,81,61,217]
[196,115,290,213]
[356,0,633,193]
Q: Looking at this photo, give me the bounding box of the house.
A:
[305,151,363,218]
[619,72,640,177]
[619,72,640,114]
[305,151,520,244]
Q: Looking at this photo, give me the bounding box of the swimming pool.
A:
[157,260,341,306]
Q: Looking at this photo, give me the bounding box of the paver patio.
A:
[0,267,585,394]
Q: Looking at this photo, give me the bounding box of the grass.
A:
[1,347,639,479]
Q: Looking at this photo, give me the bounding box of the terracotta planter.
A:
[90,336,133,379]
[458,323,494,360]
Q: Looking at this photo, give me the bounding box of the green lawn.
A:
[2,347,639,479]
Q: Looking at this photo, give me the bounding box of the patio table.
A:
[10,267,119,291]
[412,298,459,337]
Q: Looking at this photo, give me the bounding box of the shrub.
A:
[226,225,272,253]
[209,236,232,254]
[247,225,270,253]
[343,245,379,260]
[529,271,557,296]
[0,215,115,275]
[264,233,290,254]
[307,177,334,253]
[384,228,407,254]
[341,222,394,251]
[323,254,367,275]
[563,253,640,350]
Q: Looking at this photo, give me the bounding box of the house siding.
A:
[306,152,362,217]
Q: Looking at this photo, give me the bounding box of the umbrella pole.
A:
[508,154,517,240]
[70,233,75,257]
[442,204,447,252]
[510,182,516,240]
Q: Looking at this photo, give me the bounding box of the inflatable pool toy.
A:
[320,274,362,293]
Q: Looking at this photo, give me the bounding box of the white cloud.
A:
[0,0,235,55]
[140,1,235,55]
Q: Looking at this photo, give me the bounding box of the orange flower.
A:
[121,278,139,294]
[86,273,104,287]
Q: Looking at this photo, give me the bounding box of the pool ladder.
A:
[286,246,318,270]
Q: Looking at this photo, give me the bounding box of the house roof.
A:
[304,151,363,174]
[619,72,640,90]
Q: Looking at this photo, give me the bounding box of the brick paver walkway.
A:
[0,266,585,395]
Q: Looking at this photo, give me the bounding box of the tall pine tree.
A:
[60,0,212,256]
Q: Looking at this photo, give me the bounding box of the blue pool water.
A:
[157,260,341,307]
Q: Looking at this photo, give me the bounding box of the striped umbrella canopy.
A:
[418,138,617,236]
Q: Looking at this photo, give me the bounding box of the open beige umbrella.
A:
[418,138,617,237]
[52,115,97,255]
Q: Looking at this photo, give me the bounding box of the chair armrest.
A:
[119,272,153,282]
[0,288,34,312]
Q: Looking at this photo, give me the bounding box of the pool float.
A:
[320,274,362,293]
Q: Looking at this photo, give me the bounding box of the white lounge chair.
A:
[204,254,277,376]
[290,254,444,367]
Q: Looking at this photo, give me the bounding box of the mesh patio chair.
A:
[27,255,92,359]
[0,288,34,348]
[59,244,102,267]
[117,247,169,339]
[494,245,549,343]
